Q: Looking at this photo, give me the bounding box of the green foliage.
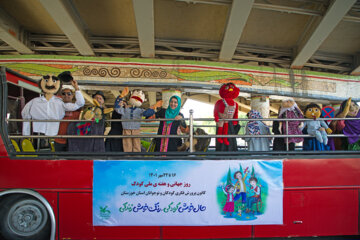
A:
[141,140,151,150]
[226,168,232,186]
[216,189,226,214]
[170,70,254,83]
[3,63,78,75]
[237,114,247,135]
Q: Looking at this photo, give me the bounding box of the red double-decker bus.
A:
[0,68,359,240]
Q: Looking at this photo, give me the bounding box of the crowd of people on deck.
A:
[18,72,360,153]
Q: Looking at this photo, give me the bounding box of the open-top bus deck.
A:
[0,68,359,240]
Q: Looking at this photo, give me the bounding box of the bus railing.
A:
[5,110,360,155]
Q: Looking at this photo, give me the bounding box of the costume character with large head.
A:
[114,89,162,152]
[300,103,332,147]
[214,83,240,151]
[21,71,85,141]
[330,97,360,150]
[274,97,303,151]
[244,110,272,151]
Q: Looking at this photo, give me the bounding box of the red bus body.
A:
[0,69,359,239]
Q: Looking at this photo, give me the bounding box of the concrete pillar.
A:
[250,95,270,119]
[147,91,157,106]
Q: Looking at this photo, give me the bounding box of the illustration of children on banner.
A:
[221,184,236,217]
[218,164,267,221]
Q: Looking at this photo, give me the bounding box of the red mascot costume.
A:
[214,83,240,148]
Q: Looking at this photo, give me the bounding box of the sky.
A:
[182,99,213,119]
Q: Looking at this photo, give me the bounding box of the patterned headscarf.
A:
[247,110,262,135]
[165,95,181,124]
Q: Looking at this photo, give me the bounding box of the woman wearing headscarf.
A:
[243,110,272,151]
[154,95,186,152]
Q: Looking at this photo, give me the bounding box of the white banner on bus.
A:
[93,160,283,226]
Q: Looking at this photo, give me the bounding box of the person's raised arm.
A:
[64,80,85,111]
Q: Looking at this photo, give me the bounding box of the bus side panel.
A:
[284,158,360,187]
[59,192,160,239]
[37,191,59,240]
[0,158,93,189]
[162,225,252,239]
[6,72,38,87]
[254,189,359,237]
[0,136,8,157]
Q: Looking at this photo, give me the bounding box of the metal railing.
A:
[5,110,360,156]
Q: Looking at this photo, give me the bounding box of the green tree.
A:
[226,167,232,186]
[251,165,255,178]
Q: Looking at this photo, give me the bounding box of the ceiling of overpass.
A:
[0,0,360,75]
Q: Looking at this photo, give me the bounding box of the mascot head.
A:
[129,89,146,107]
[304,103,322,120]
[219,83,239,99]
[281,97,297,109]
[39,71,73,96]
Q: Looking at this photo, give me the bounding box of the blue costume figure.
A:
[300,103,332,146]
[114,89,162,152]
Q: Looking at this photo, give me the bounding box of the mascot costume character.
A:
[114,89,162,152]
[21,71,85,149]
[273,97,303,151]
[301,103,332,150]
[330,97,360,150]
[214,83,240,151]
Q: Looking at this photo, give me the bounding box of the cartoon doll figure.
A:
[244,110,272,151]
[233,171,248,207]
[22,71,84,136]
[115,89,162,152]
[277,98,304,150]
[246,177,261,213]
[214,83,240,150]
[222,184,236,217]
[21,71,85,150]
[300,103,332,145]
